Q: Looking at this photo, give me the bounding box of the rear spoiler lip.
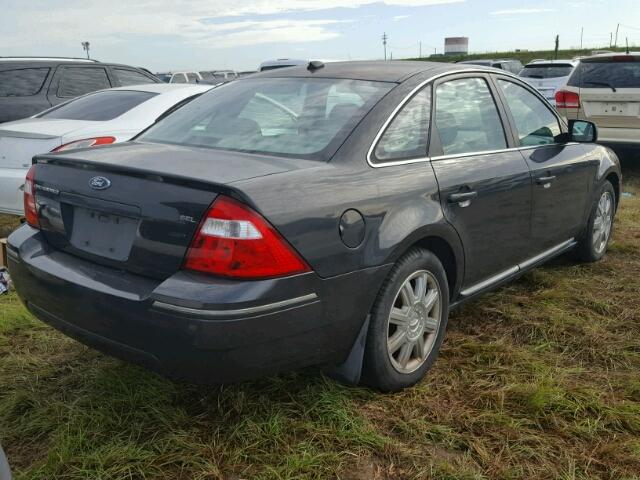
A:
[32,153,237,197]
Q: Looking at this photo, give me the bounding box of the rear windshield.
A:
[520,64,574,79]
[39,90,157,121]
[0,68,50,97]
[139,77,392,161]
[568,59,640,88]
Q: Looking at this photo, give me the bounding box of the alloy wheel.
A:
[593,191,614,255]
[386,270,442,374]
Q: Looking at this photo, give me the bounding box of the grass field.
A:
[1,162,639,479]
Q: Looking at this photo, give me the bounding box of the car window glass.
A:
[497,79,561,146]
[0,68,50,97]
[172,74,186,83]
[186,73,199,83]
[58,67,111,97]
[435,77,506,155]
[374,88,430,162]
[520,64,574,79]
[114,68,156,86]
[568,60,640,88]
[40,90,157,121]
[140,77,392,161]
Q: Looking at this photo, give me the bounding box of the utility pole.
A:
[554,34,559,59]
[81,41,90,59]
[419,41,422,58]
[580,27,583,50]
[615,23,620,47]
[610,32,613,48]
[382,32,388,60]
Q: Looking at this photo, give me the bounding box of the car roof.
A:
[107,84,212,94]
[581,52,640,62]
[0,56,98,63]
[249,60,491,83]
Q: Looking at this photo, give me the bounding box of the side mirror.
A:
[569,120,597,143]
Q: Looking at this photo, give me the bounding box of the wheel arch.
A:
[387,225,464,301]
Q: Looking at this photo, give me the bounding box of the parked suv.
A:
[519,59,577,105]
[0,57,160,123]
[556,53,640,156]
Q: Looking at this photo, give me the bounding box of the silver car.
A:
[519,60,578,106]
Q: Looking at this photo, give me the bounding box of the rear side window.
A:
[40,90,157,121]
[186,73,199,83]
[497,80,561,146]
[0,68,49,97]
[113,68,157,86]
[435,77,507,156]
[520,64,574,79]
[373,88,431,162]
[171,74,187,84]
[568,60,640,88]
[58,67,111,97]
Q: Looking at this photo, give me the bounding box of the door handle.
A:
[448,191,478,207]
[537,175,557,185]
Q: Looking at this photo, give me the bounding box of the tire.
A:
[361,248,449,392]
[575,181,616,263]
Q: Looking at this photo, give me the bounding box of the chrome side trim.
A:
[366,68,571,168]
[460,266,519,297]
[519,238,575,270]
[460,238,576,297]
[367,67,512,168]
[152,293,318,318]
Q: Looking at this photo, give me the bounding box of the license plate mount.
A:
[69,207,138,261]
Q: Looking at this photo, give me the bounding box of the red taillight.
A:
[555,90,580,109]
[183,195,311,279]
[24,165,39,228]
[51,136,116,152]
[612,55,637,62]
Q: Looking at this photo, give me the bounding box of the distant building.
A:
[445,37,469,56]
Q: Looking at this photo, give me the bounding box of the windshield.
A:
[39,90,158,121]
[139,77,392,161]
[520,64,574,79]
[568,59,640,88]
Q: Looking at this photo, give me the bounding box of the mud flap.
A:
[327,315,370,385]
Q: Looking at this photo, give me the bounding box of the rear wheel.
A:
[362,248,449,392]
[575,181,616,262]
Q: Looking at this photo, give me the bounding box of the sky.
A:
[2,0,639,72]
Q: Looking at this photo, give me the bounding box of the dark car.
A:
[0,57,161,123]
[458,59,524,74]
[7,61,621,392]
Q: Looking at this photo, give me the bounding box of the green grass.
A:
[1,162,640,479]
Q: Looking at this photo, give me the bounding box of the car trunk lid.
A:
[30,141,310,279]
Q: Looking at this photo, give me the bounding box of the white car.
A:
[0,83,212,215]
[519,60,578,105]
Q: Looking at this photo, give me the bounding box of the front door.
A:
[494,76,596,253]
[430,75,532,290]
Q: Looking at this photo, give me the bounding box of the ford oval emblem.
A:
[89,176,111,190]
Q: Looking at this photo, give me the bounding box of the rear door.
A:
[494,75,595,253]
[567,56,640,129]
[47,65,112,106]
[430,74,532,290]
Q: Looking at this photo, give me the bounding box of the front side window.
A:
[186,73,199,83]
[497,79,561,146]
[172,74,187,84]
[114,68,156,86]
[373,88,431,162]
[0,68,50,97]
[39,90,157,121]
[435,77,507,156]
[139,77,392,161]
[58,67,111,97]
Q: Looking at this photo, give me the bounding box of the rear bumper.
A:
[7,225,389,383]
